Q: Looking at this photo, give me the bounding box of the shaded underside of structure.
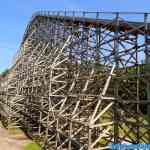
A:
[1,11,150,149]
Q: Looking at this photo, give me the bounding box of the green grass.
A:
[24,142,41,150]
[8,128,24,135]
[99,110,149,145]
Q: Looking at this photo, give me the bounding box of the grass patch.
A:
[24,142,41,150]
[99,110,149,145]
[8,128,24,135]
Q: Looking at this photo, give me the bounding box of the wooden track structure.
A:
[1,11,150,149]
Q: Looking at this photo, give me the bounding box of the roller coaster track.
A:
[1,11,150,149]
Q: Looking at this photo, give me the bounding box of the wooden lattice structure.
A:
[0,11,150,149]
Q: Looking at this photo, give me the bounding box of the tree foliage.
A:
[0,69,9,78]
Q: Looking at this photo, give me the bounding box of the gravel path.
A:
[0,123,30,150]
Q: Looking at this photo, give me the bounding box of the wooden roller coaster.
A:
[0,11,150,149]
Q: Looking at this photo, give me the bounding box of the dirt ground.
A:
[0,122,30,150]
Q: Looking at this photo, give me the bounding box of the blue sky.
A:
[0,0,150,73]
